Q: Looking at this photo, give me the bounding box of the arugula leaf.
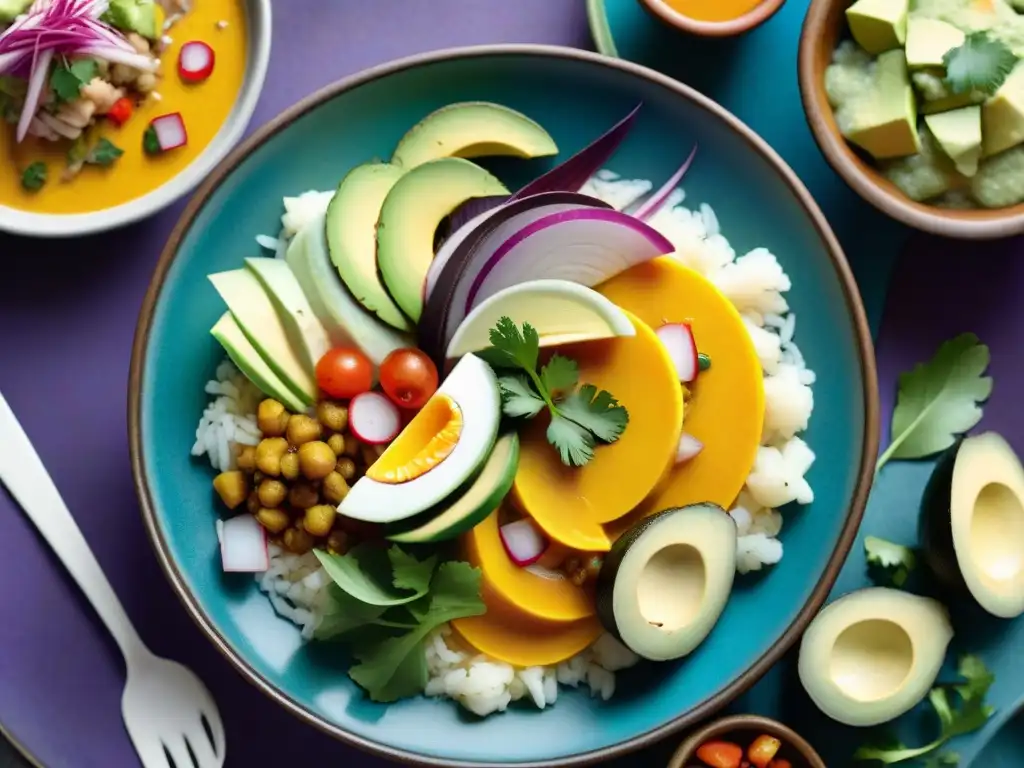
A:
[314,545,432,606]
[348,561,485,702]
[20,162,46,192]
[876,333,992,473]
[540,354,578,395]
[944,33,1018,95]
[50,59,99,103]
[558,383,629,443]
[864,535,917,587]
[547,415,595,467]
[87,137,124,167]
[498,375,545,418]
[389,547,437,593]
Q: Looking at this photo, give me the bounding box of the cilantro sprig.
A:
[854,655,996,765]
[943,32,1018,95]
[864,536,917,587]
[50,58,99,103]
[477,317,629,467]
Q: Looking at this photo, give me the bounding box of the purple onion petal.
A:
[16,46,51,142]
[634,144,698,221]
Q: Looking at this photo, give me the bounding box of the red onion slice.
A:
[348,391,402,445]
[633,145,698,221]
[218,514,269,573]
[675,432,704,464]
[656,322,699,383]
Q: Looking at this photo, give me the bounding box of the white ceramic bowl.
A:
[0,0,271,238]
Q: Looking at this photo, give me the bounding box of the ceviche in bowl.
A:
[0,0,269,237]
[130,47,876,766]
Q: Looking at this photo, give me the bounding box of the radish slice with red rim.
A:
[499,519,548,567]
[217,514,269,573]
[178,40,216,82]
[464,207,675,314]
[633,145,698,221]
[656,322,699,383]
[145,113,188,154]
[675,432,704,464]
[348,391,402,445]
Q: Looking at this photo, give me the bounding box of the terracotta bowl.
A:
[799,0,1024,239]
[639,0,786,37]
[669,714,827,768]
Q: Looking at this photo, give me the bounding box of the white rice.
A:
[195,168,816,715]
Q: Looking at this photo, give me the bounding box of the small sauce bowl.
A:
[638,0,787,37]
[668,714,827,768]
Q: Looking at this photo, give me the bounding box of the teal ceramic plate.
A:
[129,45,876,766]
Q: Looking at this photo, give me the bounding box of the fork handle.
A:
[0,391,146,668]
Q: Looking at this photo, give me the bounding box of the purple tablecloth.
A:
[0,3,592,767]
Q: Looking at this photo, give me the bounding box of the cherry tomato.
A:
[379,348,439,409]
[316,348,373,399]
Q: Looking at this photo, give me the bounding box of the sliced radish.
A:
[675,432,704,464]
[144,113,188,155]
[656,322,699,383]
[348,391,402,445]
[217,514,269,573]
[178,40,215,82]
[499,519,548,567]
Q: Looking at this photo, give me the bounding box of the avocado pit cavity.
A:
[829,619,912,702]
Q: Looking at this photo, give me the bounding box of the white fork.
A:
[0,390,226,768]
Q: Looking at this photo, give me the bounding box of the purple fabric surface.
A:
[0,3,589,767]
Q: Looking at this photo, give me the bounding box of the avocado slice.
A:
[103,0,161,39]
[388,432,519,544]
[285,212,410,367]
[844,50,921,160]
[325,163,412,332]
[210,312,308,413]
[925,105,983,176]
[905,18,965,70]
[0,0,30,22]
[244,257,331,373]
[845,0,908,55]
[798,588,953,727]
[207,268,317,407]
[391,101,558,171]
[377,158,508,323]
[594,503,736,661]
[920,432,1024,619]
[982,60,1024,157]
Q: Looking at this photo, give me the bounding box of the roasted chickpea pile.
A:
[211,398,385,555]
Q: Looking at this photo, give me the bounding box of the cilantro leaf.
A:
[87,137,124,167]
[876,333,992,473]
[347,561,485,702]
[314,545,429,606]
[498,375,545,418]
[20,162,46,192]
[864,535,917,587]
[50,59,99,102]
[314,585,387,640]
[558,383,629,443]
[540,354,578,395]
[388,546,436,593]
[488,316,540,371]
[547,414,595,467]
[944,33,1018,95]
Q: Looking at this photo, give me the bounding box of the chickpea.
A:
[280,451,300,481]
[298,441,336,480]
[236,445,257,473]
[212,471,248,510]
[322,471,350,504]
[303,504,336,537]
[258,479,288,508]
[255,437,289,476]
[326,529,349,555]
[327,433,345,456]
[336,457,357,481]
[286,414,322,446]
[316,401,349,432]
[288,481,319,510]
[257,399,290,437]
[343,433,360,457]
[256,507,290,534]
[245,490,261,515]
[136,71,159,94]
[283,526,315,555]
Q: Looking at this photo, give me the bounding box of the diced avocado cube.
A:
[845,0,909,55]
[104,0,161,39]
[925,106,983,177]
[982,60,1024,157]
[0,0,31,22]
[844,50,921,160]
[905,18,966,69]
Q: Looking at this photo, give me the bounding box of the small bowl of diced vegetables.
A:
[799,0,1024,239]
[668,714,826,768]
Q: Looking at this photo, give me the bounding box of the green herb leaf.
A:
[87,137,124,167]
[314,545,430,606]
[50,59,99,102]
[313,585,387,640]
[558,383,629,443]
[698,352,712,371]
[487,316,540,371]
[388,546,437,594]
[944,32,1018,95]
[864,535,917,587]
[347,561,485,702]
[143,125,161,155]
[497,375,545,418]
[546,414,595,467]
[876,333,992,473]
[20,162,46,192]
[540,354,578,395]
